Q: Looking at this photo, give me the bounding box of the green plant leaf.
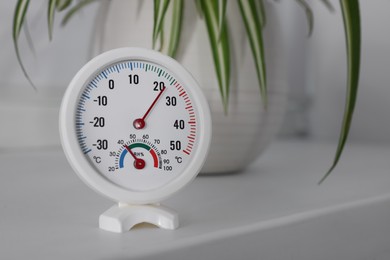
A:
[167,0,184,58]
[319,0,361,184]
[159,22,165,51]
[320,0,335,12]
[56,0,72,12]
[61,0,96,26]
[13,0,29,41]
[238,0,267,107]
[194,0,203,18]
[295,0,313,36]
[256,0,267,28]
[153,0,171,48]
[217,0,227,37]
[48,0,56,40]
[23,20,36,57]
[200,0,230,113]
[13,0,36,89]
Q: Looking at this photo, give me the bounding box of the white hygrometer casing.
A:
[59,48,211,206]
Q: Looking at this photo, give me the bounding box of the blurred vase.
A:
[91,0,288,173]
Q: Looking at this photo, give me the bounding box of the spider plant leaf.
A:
[23,20,36,57]
[13,0,36,89]
[13,0,29,41]
[153,0,171,49]
[61,0,96,26]
[218,0,227,37]
[320,0,335,12]
[319,0,361,184]
[200,0,230,113]
[159,22,165,51]
[167,0,184,58]
[194,0,203,18]
[56,0,72,12]
[153,0,160,49]
[256,0,266,28]
[48,0,56,40]
[238,0,267,107]
[295,0,313,37]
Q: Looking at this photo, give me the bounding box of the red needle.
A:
[133,86,166,129]
[124,145,145,170]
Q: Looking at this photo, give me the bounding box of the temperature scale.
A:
[59,48,211,233]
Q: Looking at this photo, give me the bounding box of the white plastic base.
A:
[99,203,179,233]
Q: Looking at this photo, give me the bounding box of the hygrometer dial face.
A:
[60,48,211,204]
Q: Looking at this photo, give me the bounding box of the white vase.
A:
[91,0,288,173]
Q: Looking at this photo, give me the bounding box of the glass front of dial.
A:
[75,60,199,192]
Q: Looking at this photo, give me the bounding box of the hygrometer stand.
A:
[99,203,179,233]
[60,48,211,232]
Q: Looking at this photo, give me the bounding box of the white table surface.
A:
[1,140,390,260]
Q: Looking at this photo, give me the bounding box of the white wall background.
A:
[0,1,99,90]
[1,0,390,147]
